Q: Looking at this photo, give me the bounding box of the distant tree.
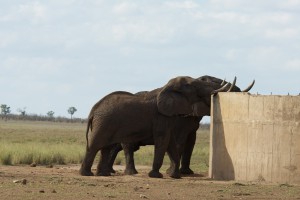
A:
[1,104,11,121]
[17,107,27,117]
[68,107,77,120]
[47,111,55,118]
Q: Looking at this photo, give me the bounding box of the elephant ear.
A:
[157,88,193,117]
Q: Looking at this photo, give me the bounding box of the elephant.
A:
[177,76,255,173]
[105,75,255,175]
[79,76,231,179]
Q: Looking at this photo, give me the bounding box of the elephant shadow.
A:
[181,172,207,178]
[209,102,235,181]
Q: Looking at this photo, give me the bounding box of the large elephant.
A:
[105,75,255,175]
[79,76,230,178]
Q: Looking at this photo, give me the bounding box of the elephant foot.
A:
[148,170,163,178]
[109,168,116,174]
[170,171,181,179]
[180,167,194,175]
[96,170,111,176]
[124,168,138,175]
[96,172,111,176]
[79,168,94,176]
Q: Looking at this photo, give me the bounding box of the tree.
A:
[47,111,55,118]
[17,107,27,117]
[1,104,11,121]
[68,107,77,120]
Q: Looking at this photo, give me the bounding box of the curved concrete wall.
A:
[209,93,300,184]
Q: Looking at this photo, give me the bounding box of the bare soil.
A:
[1,165,299,200]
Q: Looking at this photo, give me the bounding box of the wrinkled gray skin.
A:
[79,76,223,179]
[106,75,243,175]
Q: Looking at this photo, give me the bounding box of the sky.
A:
[0,0,300,119]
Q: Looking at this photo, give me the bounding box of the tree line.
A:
[0,104,85,123]
[0,104,210,127]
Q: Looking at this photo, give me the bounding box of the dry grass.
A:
[0,120,210,172]
[0,120,86,165]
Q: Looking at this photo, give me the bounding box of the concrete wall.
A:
[209,93,300,184]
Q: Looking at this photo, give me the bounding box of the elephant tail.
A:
[85,116,93,151]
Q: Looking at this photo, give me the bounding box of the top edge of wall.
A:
[216,92,300,97]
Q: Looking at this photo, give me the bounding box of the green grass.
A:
[0,120,210,172]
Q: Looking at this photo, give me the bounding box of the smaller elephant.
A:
[79,76,230,178]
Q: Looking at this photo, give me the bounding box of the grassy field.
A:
[0,120,210,173]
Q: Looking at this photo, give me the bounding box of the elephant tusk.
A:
[220,78,226,86]
[242,80,255,92]
[227,76,237,92]
[211,82,230,94]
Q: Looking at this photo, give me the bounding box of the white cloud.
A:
[264,28,298,39]
[247,46,283,68]
[112,2,138,14]
[0,2,47,24]
[111,20,175,44]
[285,59,300,71]
[119,46,136,56]
[19,2,46,18]
[209,0,242,8]
[279,0,300,8]
[165,1,199,9]
[224,49,238,61]
[209,12,249,24]
[249,13,294,28]
[2,56,66,77]
[0,32,17,47]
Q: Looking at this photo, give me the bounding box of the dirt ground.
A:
[0,165,299,200]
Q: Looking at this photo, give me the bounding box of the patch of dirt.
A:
[0,165,299,200]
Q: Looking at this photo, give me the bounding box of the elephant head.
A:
[189,75,255,116]
[198,75,255,92]
[156,76,230,117]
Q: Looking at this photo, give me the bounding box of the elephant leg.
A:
[180,131,196,174]
[148,135,169,178]
[166,142,184,176]
[122,143,138,175]
[96,146,112,176]
[107,144,123,173]
[79,149,98,176]
[166,136,181,179]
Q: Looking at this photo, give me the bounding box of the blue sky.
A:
[1,0,300,118]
